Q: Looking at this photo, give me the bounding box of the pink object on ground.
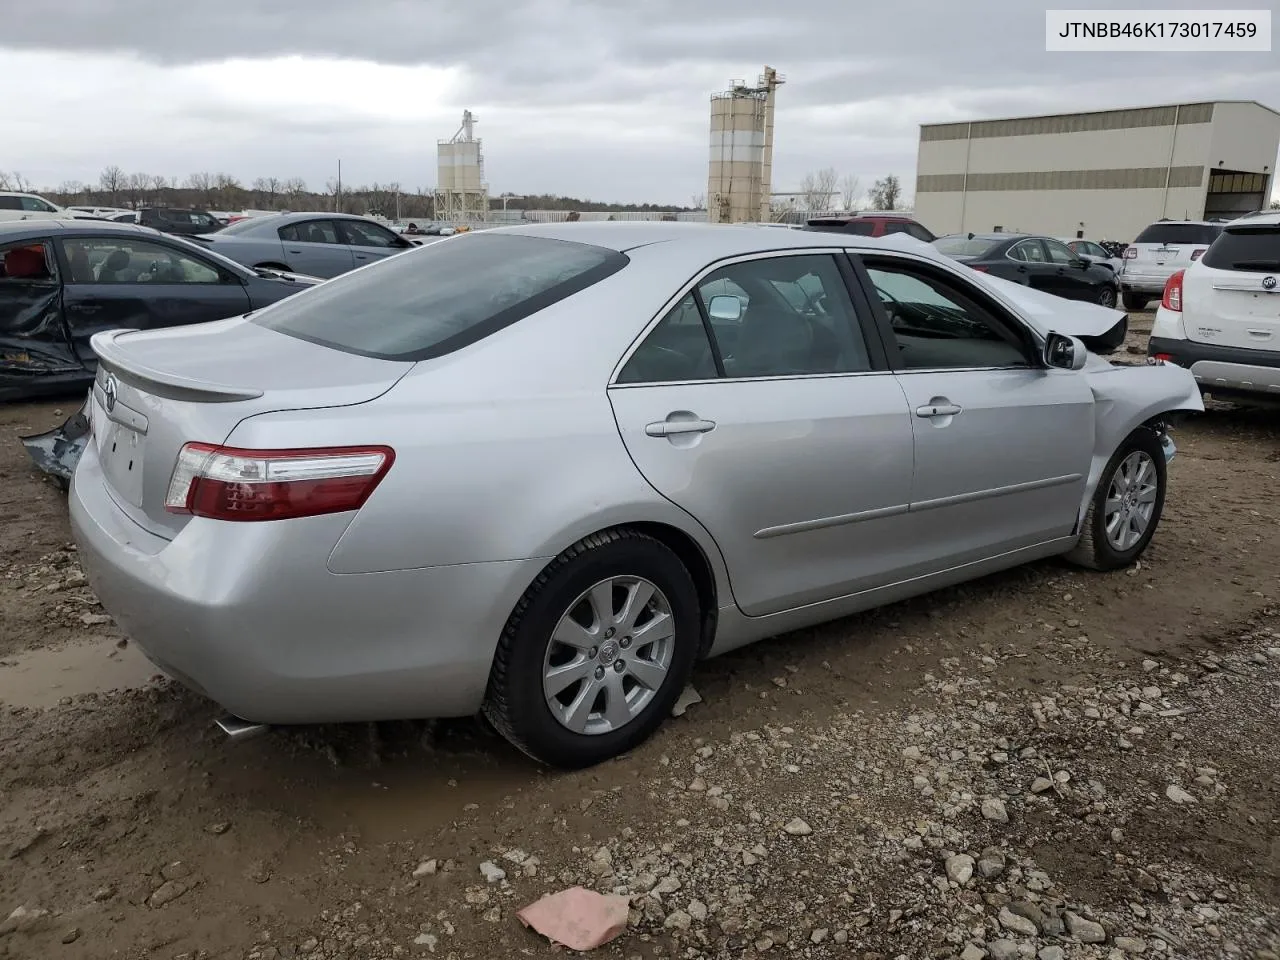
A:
[517,886,630,951]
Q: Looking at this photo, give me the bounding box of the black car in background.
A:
[137,207,223,236]
[1,219,318,402]
[933,233,1123,308]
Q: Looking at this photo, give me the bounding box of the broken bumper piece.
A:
[21,399,90,484]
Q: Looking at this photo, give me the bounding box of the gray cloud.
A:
[2,0,1277,204]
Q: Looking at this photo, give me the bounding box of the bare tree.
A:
[126,171,152,208]
[5,171,33,192]
[283,177,308,203]
[57,180,86,201]
[868,174,903,211]
[799,167,839,216]
[690,192,707,211]
[252,176,283,208]
[213,173,242,209]
[99,165,127,204]
[839,174,861,212]
[185,172,216,208]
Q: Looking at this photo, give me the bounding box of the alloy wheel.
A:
[1103,450,1158,551]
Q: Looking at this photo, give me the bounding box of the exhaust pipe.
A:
[215,715,271,741]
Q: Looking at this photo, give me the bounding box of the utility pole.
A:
[336,159,342,212]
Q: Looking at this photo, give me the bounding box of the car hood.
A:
[875,233,1125,339]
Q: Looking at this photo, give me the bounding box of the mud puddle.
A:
[0,637,161,708]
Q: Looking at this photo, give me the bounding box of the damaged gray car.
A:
[4,220,320,480]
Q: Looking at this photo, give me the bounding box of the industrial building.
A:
[435,110,488,224]
[914,101,1280,241]
[707,67,783,224]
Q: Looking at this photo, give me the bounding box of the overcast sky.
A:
[4,0,1278,205]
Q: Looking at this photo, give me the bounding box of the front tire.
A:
[1097,286,1117,309]
[483,529,700,768]
[1066,428,1167,571]
[1122,292,1149,311]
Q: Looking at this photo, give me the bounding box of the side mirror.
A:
[1045,332,1088,371]
[706,295,743,322]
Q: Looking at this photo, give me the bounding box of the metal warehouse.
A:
[914,100,1280,242]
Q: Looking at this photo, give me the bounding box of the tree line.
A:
[787,169,907,221]
[0,168,703,219]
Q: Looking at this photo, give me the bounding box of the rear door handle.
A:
[915,403,962,418]
[645,419,716,437]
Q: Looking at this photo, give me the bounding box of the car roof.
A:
[939,232,1024,242]
[486,221,954,261]
[0,218,168,240]
[1223,210,1280,226]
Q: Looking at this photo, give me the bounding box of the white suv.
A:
[1148,211,1280,403]
[0,191,66,222]
[1121,220,1225,311]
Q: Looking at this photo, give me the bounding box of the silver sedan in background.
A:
[191,211,421,278]
[70,224,1202,768]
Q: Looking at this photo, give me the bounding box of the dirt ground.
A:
[1,316,1278,960]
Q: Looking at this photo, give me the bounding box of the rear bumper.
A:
[69,441,543,724]
[1148,336,1280,397]
[1120,269,1175,294]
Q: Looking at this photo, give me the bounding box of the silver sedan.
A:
[70,223,1203,768]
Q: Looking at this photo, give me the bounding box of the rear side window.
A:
[806,219,876,236]
[1200,225,1280,271]
[251,233,628,361]
[1133,223,1222,245]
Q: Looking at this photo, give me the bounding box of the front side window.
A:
[338,219,403,248]
[20,197,56,213]
[251,233,627,361]
[618,254,870,383]
[61,238,222,284]
[863,259,1031,371]
[0,241,55,282]
[1043,239,1077,264]
[279,220,341,244]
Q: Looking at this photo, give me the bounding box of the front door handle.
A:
[915,403,962,418]
[645,418,716,437]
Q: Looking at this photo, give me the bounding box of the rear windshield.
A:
[1200,224,1280,271]
[1133,223,1222,245]
[933,236,1001,257]
[805,219,876,235]
[251,233,628,361]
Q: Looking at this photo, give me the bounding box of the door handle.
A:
[915,403,962,418]
[645,419,716,437]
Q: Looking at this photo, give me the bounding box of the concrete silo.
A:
[708,67,784,224]
[435,110,489,224]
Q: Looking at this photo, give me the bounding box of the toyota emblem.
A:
[1264,276,1277,291]
[103,373,118,413]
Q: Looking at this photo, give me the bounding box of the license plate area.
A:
[100,418,146,507]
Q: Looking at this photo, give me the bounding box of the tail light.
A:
[1152,353,1174,363]
[970,265,989,273]
[1123,248,1137,259]
[1190,248,1206,261]
[1161,270,1184,312]
[165,443,394,521]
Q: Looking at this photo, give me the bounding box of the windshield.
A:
[1200,224,1280,271]
[250,233,628,361]
[933,236,1001,258]
[1133,223,1222,245]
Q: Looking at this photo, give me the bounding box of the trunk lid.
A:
[86,317,412,539]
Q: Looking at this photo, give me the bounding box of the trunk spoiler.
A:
[92,329,264,403]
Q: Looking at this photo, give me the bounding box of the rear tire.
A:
[1097,286,1117,309]
[1066,428,1167,571]
[1122,292,1149,311]
[482,529,700,769]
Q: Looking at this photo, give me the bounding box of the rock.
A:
[961,945,987,960]
[663,909,692,931]
[945,854,975,885]
[988,940,1019,960]
[688,899,708,922]
[160,861,191,881]
[79,612,112,626]
[246,861,271,884]
[783,818,812,836]
[1030,777,1055,794]
[413,860,438,878]
[671,684,702,717]
[1008,901,1046,933]
[981,798,1010,823]
[902,746,923,761]
[1114,936,1147,953]
[149,878,194,907]
[998,907,1039,937]
[1038,948,1065,960]
[811,928,829,944]
[61,928,81,944]
[977,854,1006,879]
[6,830,44,859]
[652,875,682,896]
[413,932,438,951]
[0,906,49,936]
[1166,784,1196,804]
[1065,911,1107,943]
[478,861,506,883]
[91,885,115,902]
[206,822,231,835]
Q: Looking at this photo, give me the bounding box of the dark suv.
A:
[138,207,222,236]
[804,214,936,242]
